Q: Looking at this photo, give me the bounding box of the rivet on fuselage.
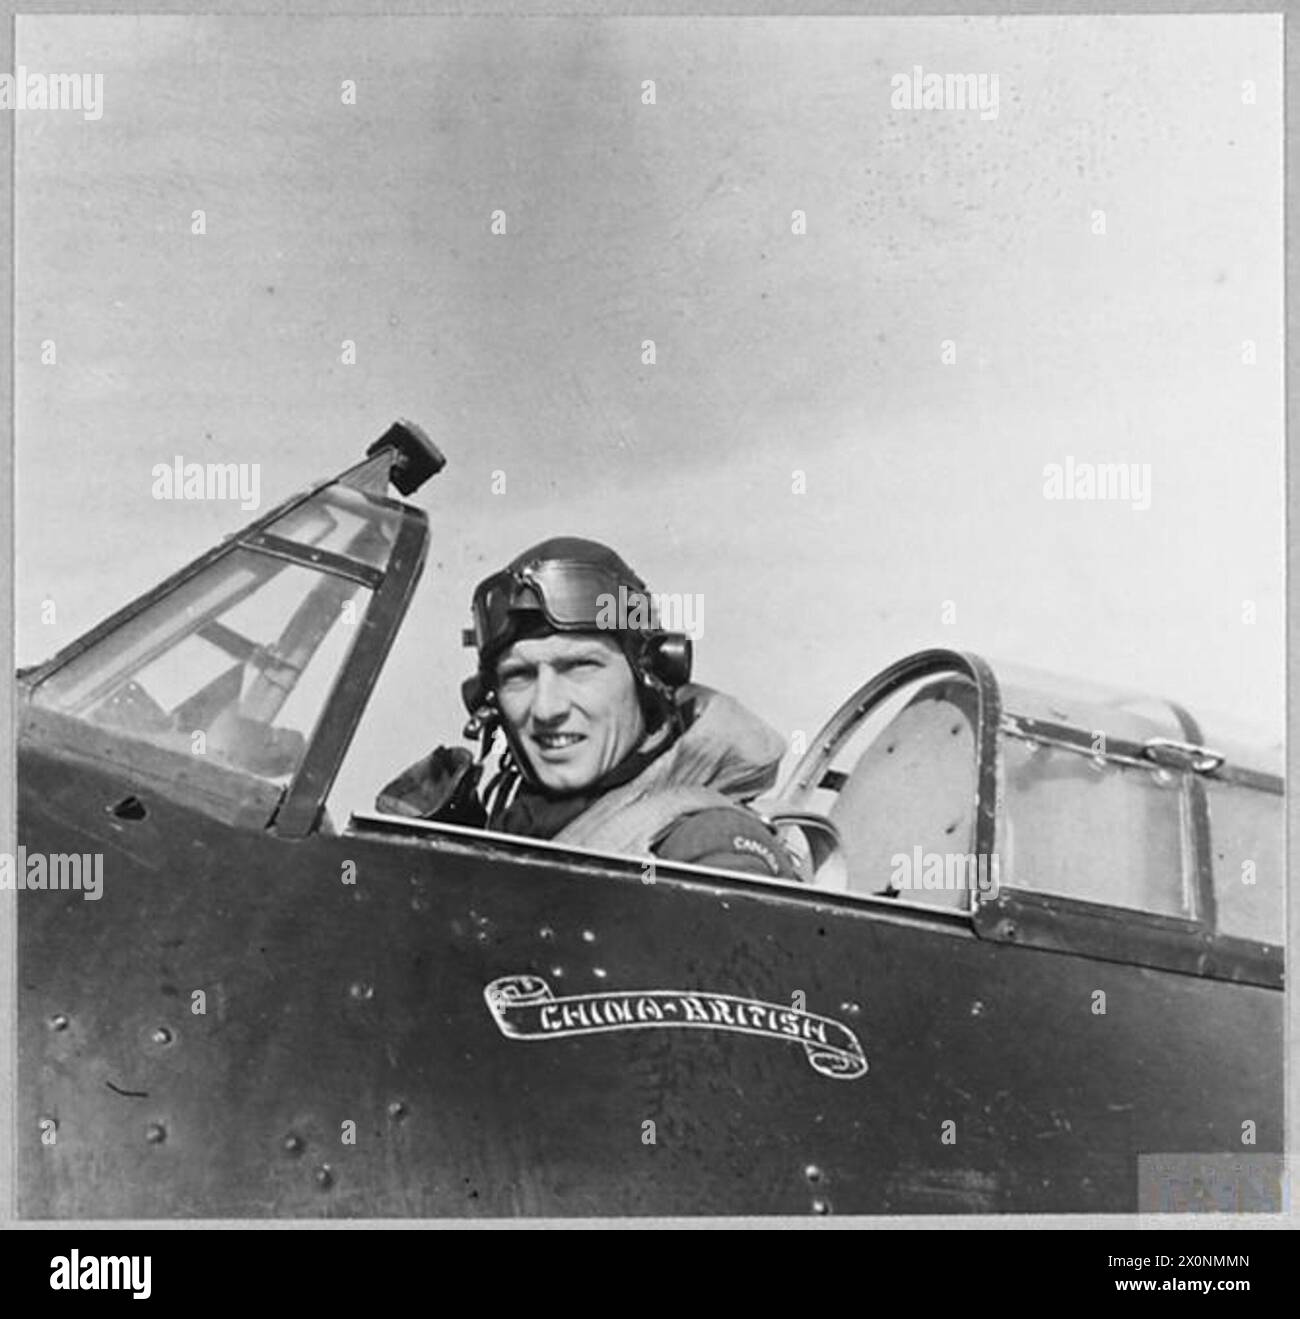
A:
[150,1026,173,1046]
[49,1013,69,1032]
[387,1101,407,1121]
[145,1123,166,1144]
[539,926,555,941]
[581,930,596,943]
[314,1164,334,1189]
[811,1197,831,1215]
[283,1133,305,1156]
[348,982,374,1001]
[804,1164,823,1184]
[839,1002,860,1016]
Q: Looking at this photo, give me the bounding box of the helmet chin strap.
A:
[468,712,525,818]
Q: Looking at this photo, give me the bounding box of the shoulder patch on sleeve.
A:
[653,807,791,878]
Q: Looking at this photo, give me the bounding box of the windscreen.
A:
[30,480,399,787]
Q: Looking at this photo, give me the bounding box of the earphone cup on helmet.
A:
[646,633,692,688]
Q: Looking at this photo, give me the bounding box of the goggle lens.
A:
[470,561,653,654]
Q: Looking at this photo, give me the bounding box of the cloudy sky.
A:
[15,14,1282,813]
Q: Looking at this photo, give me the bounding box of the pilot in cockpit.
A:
[376,537,798,880]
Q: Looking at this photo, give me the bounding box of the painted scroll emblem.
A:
[484,974,867,1080]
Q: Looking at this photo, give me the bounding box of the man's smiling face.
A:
[494,632,646,792]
